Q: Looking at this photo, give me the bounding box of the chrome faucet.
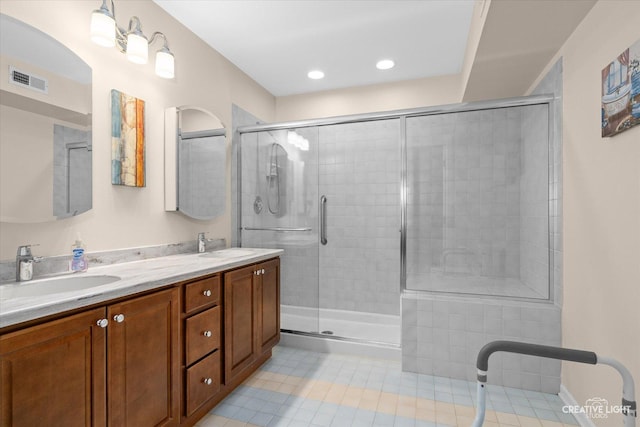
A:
[198,233,206,253]
[16,245,42,282]
[197,232,215,253]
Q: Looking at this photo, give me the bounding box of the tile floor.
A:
[195,346,578,427]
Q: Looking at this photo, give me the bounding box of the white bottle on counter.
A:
[70,233,88,272]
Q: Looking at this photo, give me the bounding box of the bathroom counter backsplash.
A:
[0,247,283,329]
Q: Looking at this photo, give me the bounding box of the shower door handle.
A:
[320,195,327,245]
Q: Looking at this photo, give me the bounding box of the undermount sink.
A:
[200,248,256,259]
[0,275,121,300]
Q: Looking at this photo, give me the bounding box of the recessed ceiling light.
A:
[307,70,325,80]
[376,59,395,70]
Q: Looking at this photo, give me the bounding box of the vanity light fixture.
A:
[90,0,175,79]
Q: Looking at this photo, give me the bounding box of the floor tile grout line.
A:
[258,358,574,424]
[195,347,579,427]
[235,368,569,426]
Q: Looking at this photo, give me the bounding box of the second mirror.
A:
[165,106,226,220]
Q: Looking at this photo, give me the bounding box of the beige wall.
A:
[529,1,639,423]
[459,0,491,101]
[0,0,275,259]
[275,74,462,121]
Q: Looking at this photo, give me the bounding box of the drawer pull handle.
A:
[96,318,109,328]
[113,314,125,323]
[203,289,212,297]
[203,378,213,385]
[203,330,212,338]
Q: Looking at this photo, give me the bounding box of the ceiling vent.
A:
[9,66,48,94]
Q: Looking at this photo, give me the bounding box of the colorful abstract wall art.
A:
[601,38,640,137]
[111,89,145,186]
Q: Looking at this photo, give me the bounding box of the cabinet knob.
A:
[96,318,109,328]
[261,269,265,274]
[203,289,212,297]
[113,314,125,323]
[203,378,213,385]
[203,330,212,338]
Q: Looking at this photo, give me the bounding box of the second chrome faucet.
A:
[16,244,43,282]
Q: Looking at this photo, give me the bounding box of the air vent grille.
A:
[8,66,48,94]
[12,69,30,86]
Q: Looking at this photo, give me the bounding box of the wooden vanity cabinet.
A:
[0,256,280,427]
[107,288,180,427]
[0,307,107,427]
[258,258,280,354]
[0,287,180,427]
[224,258,280,383]
[182,275,222,418]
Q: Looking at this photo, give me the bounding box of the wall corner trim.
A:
[559,384,597,427]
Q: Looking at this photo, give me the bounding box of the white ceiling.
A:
[154,0,474,96]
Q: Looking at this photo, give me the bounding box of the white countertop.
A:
[0,248,283,329]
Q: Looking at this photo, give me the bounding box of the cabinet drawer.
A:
[185,306,220,365]
[185,351,221,416]
[185,276,221,314]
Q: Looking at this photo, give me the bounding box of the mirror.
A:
[0,14,92,223]
[164,106,226,220]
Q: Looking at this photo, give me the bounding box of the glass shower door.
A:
[240,127,321,334]
[317,119,401,344]
[405,105,550,299]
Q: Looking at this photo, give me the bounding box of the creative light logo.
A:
[563,397,631,419]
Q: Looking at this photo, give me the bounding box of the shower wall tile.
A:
[519,103,550,299]
[53,125,91,218]
[530,59,563,308]
[402,293,562,393]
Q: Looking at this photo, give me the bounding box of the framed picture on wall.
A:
[601,38,640,137]
[111,89,145,186]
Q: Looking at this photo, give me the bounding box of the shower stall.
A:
[236,95,554,351]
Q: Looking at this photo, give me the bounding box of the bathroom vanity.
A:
[0,248,281,427]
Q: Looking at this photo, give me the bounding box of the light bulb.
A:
[126,32,148,64]
[90,9,115,47]
[155,49,175,79]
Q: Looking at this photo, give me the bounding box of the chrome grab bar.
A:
[320,195,327,245]
[243,227,311,232]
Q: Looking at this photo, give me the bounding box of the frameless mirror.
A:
[164,106,226,220]
[0,14,92,223]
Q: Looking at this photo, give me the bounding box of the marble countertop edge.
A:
[0,248,283,329]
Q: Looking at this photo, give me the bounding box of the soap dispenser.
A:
[70,233,88,272]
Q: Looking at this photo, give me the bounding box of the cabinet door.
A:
[107,288,180,427]
[224,264,258,383]
[258,258,280,354]
[0,308,107,427]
